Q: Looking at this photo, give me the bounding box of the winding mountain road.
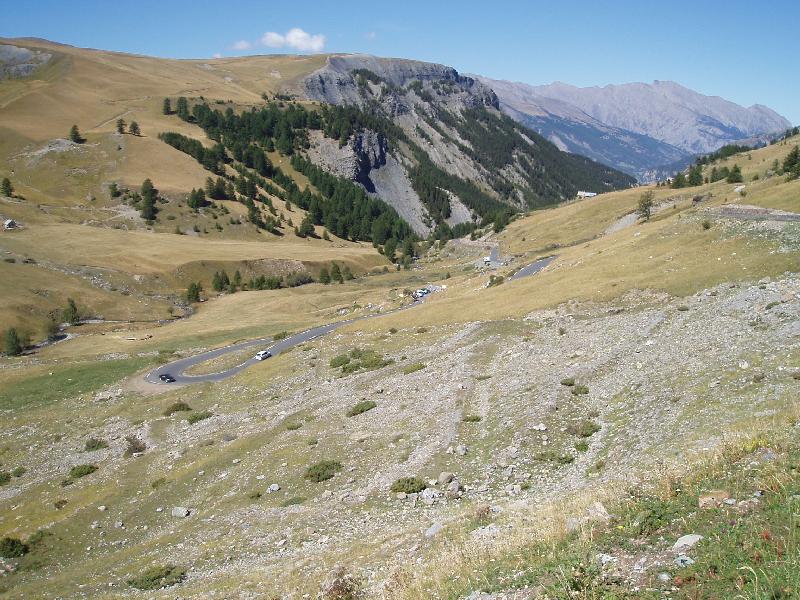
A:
[145,254,556,386]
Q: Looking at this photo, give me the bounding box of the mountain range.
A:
[477,76,792,181]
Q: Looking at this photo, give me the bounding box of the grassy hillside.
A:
[0,42,798,599]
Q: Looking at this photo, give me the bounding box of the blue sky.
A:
[3,0,798,123]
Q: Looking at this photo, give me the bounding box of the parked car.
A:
[159,373,176,383]
[255,350,272,361]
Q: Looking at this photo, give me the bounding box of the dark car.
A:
[159,373,176,383]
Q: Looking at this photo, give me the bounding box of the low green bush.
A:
[280,496,306,507]
[575,441,589,452]
[69,464,98,479]
[273,331,290,340]
[329,354,351,368]
[347,400,377,417]
[567,419,601,438]
[187,410,212,424]
[285,422,302,431]
[0,471,10,486]
[390,477,427,494]
[84,437,108,451]
[462,415,482,423]
[560,377,575,387]
[0,537,28,558]
[304,460,342,482]
[403,362,426,375]
[127,564,186,590]
[163,401,192,416]
[12,466,26,477]
[571,384,589,395]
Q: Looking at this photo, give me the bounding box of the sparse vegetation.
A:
[560,377,575,387]
[163,401,192,416]
[123,436,146,457]
[304,460,342,482]
[127,564,186,590]
[403,362,426,375]
[347,399,377,417]
[84,437,108,452]
[187,410,213,424]
[462,415,482,423]
[571,384,589,395]
[567,419,601,438]
[390,477,427,494]
[68,464,98,479]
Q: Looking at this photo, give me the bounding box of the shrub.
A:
[535,451,574,465]
[280,496,306,507]
[416,327,428,334]
[84,437,108,452]
[127,564,187,590]
[702,220,711,230]
[305,460,342,482]
[0,471,10,486]
[163,401,192,416]
[187,410,213,424]
[151,477,167,489]
[390,477,426,494]
[11,466,26,477]
[330,354,351,368]
[571,384,589,395]
[403,362,426,375]
[558,326,567,335]
[476,375,492,381]
[462,415,482,423]
[69,464,98,479]
[285,422,302,431]
[123,436,146,457]
[560,377,575,387]
[575,441,589,452]
[347,400,377,417]
[488,274,504,287]
[567,419,601,438]
[0,537,28,558]
[388,328,398,334]
[677,305,689,311]
[273,331,289,340]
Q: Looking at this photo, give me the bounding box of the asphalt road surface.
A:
[508,255,556,281]
[147,256,554,386]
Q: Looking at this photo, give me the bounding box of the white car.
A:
[254,350,272,360]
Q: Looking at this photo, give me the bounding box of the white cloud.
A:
[231,39,252,51]
[260,28,326,52]
[365,31,377,40]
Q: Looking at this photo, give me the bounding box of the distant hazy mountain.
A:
[477,77,791,181]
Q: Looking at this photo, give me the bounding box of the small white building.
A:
[577,191,597,198]
[3,219,17,230]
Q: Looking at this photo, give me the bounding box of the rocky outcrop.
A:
[306,130,387,189]
[0,44,52,79]
[302,54,498,110]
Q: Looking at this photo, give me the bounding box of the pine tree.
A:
[4,328,22,356]
[726,164,743,183]
[318,266,331,284]
[69,124,83,143]
[140,179,158,221]
[176,97,189,121]
[63,298,80,325]
[671,172,687,189]
[383,238,398,261]
[129,121,140,136]
[116,118,126,134]
[687,164,703,186]
[341,265,354,280]
[162,98,172,115]
[330,262,343,283]
[297,214,315,237]
[1,177,12,197]
[232,270,241,288]
[186,282,202,302]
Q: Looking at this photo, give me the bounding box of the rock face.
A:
[478,76,791,181]
[303,54,498,110]
[0,44,53,79]
[298,55,634,235]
